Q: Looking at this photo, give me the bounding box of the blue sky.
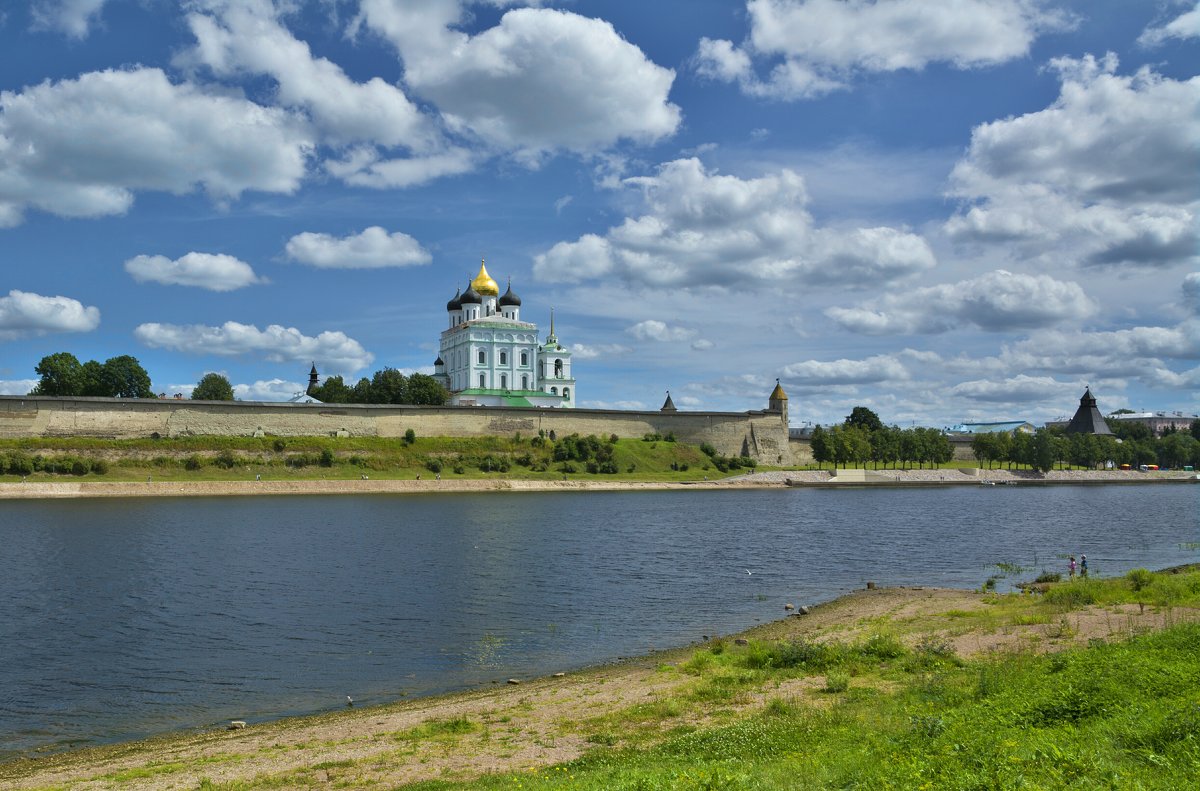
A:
[0,0,1196,427]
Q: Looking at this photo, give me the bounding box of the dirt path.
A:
[5,585,1196,790]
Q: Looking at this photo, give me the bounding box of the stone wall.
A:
[0,396,793,465]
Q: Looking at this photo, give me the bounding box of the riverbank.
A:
[4,568,1198,790]
[0,467,1195,498]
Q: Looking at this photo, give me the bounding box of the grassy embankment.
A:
[7,567,1198,790]
[0,433,749,484]
[380,569,1200,790]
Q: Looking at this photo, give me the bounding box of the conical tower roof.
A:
[661,391,677,412]
[769,380,787,401]
[1065,387,1112,435]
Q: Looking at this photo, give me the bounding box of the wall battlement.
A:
[0,396,793,465]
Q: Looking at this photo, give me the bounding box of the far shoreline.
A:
[0,468,1195,499]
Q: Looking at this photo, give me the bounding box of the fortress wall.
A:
[0,397,793,464]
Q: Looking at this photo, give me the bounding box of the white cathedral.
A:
[432,260,576,408]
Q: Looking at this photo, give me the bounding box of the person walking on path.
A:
[1080,555,1088,577]
[1068,556,1076,579]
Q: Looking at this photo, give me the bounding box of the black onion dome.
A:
[446,288,462,312]
[498,283,522,307]
[460,282,482,304]
[434,356,444,366]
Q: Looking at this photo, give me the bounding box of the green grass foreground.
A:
[53,568,1184,791]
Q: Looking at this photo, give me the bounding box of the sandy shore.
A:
[3,581,1196,790]
[0,468,1193,499]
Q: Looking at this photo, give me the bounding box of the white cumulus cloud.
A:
[0,67,312,227]
[826,270,1097,335]
[0,378,39,395]
[357,3,680,159]
[945,55,1199,270]
[125,252,265,291]
[284,226,432,269]
[694,0,1070,99]
[0,289,101,340]
[31,0,108,38]
[627,320,696,343]
[780,355,909,386]
[134,320,374,374]
[534,157,934,288]
[1139,2,1200,46]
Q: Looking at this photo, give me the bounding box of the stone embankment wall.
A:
[0,396,793,465]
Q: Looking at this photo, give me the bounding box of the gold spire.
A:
[471,258,499,297]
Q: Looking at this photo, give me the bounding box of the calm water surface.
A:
[1,485,1197,757]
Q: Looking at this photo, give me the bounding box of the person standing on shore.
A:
[1080,555,1088,577]
[1068,556,1076,579]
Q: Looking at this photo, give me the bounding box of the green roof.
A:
[456,388,564,407]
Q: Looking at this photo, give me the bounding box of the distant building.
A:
[947,421,1035,435]
[433,260,576,408]
[1106,411,1198,436]
[1064,388,1112,435]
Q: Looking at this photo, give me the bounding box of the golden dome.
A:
[471,259,500,297]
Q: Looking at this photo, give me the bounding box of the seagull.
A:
[346,696,354,707]
[745,569,753,576]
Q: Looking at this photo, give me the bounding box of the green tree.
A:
[1159,433,1197,469]
[1032,429,1057,473]
[370,368,407,404]
[192,372,235,401]
[311,375,352,403]
[405,373,449,406]
[809,425,830,470]
[1008,431,1031,469]
[350,377,373,403]
[31,352,84,396]
[1190,419,1200,441]
[870,425,900,469]
[80,359,110,396]
[844,406,883,433]
[101,355,154,398]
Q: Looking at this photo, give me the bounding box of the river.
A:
[1,485,1196,758]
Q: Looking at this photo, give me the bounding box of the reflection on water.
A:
[0,485,1196,757]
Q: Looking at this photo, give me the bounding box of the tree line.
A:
[972,420,1200,471]
[30,352,153,398]
[306,370,448,406]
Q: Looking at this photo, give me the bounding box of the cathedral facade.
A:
[432,261,576,408]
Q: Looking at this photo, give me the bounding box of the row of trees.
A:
[973,427,1200,471]
[810,423,954,470]
[307,370,448,406]
[31,352,153,398]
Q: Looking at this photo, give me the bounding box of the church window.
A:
[501,374,507,389]
[563,388,570,400]
[499,351,507,365]
[554,358,563,377]
[520,351,528,366]
[478,350,486,365]
[479,373,486,388]
[551,387,557,395]
[522,374,529,389]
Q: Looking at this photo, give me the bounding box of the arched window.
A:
[554,358,563,377]
[520,351,528,366]
[478,349,486,365]
[522,374,529,389]
[563,387,570,401]
[499,351,507,365]
[500,374,507,390]
[479,373,486,388]
[551,386,557,395]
